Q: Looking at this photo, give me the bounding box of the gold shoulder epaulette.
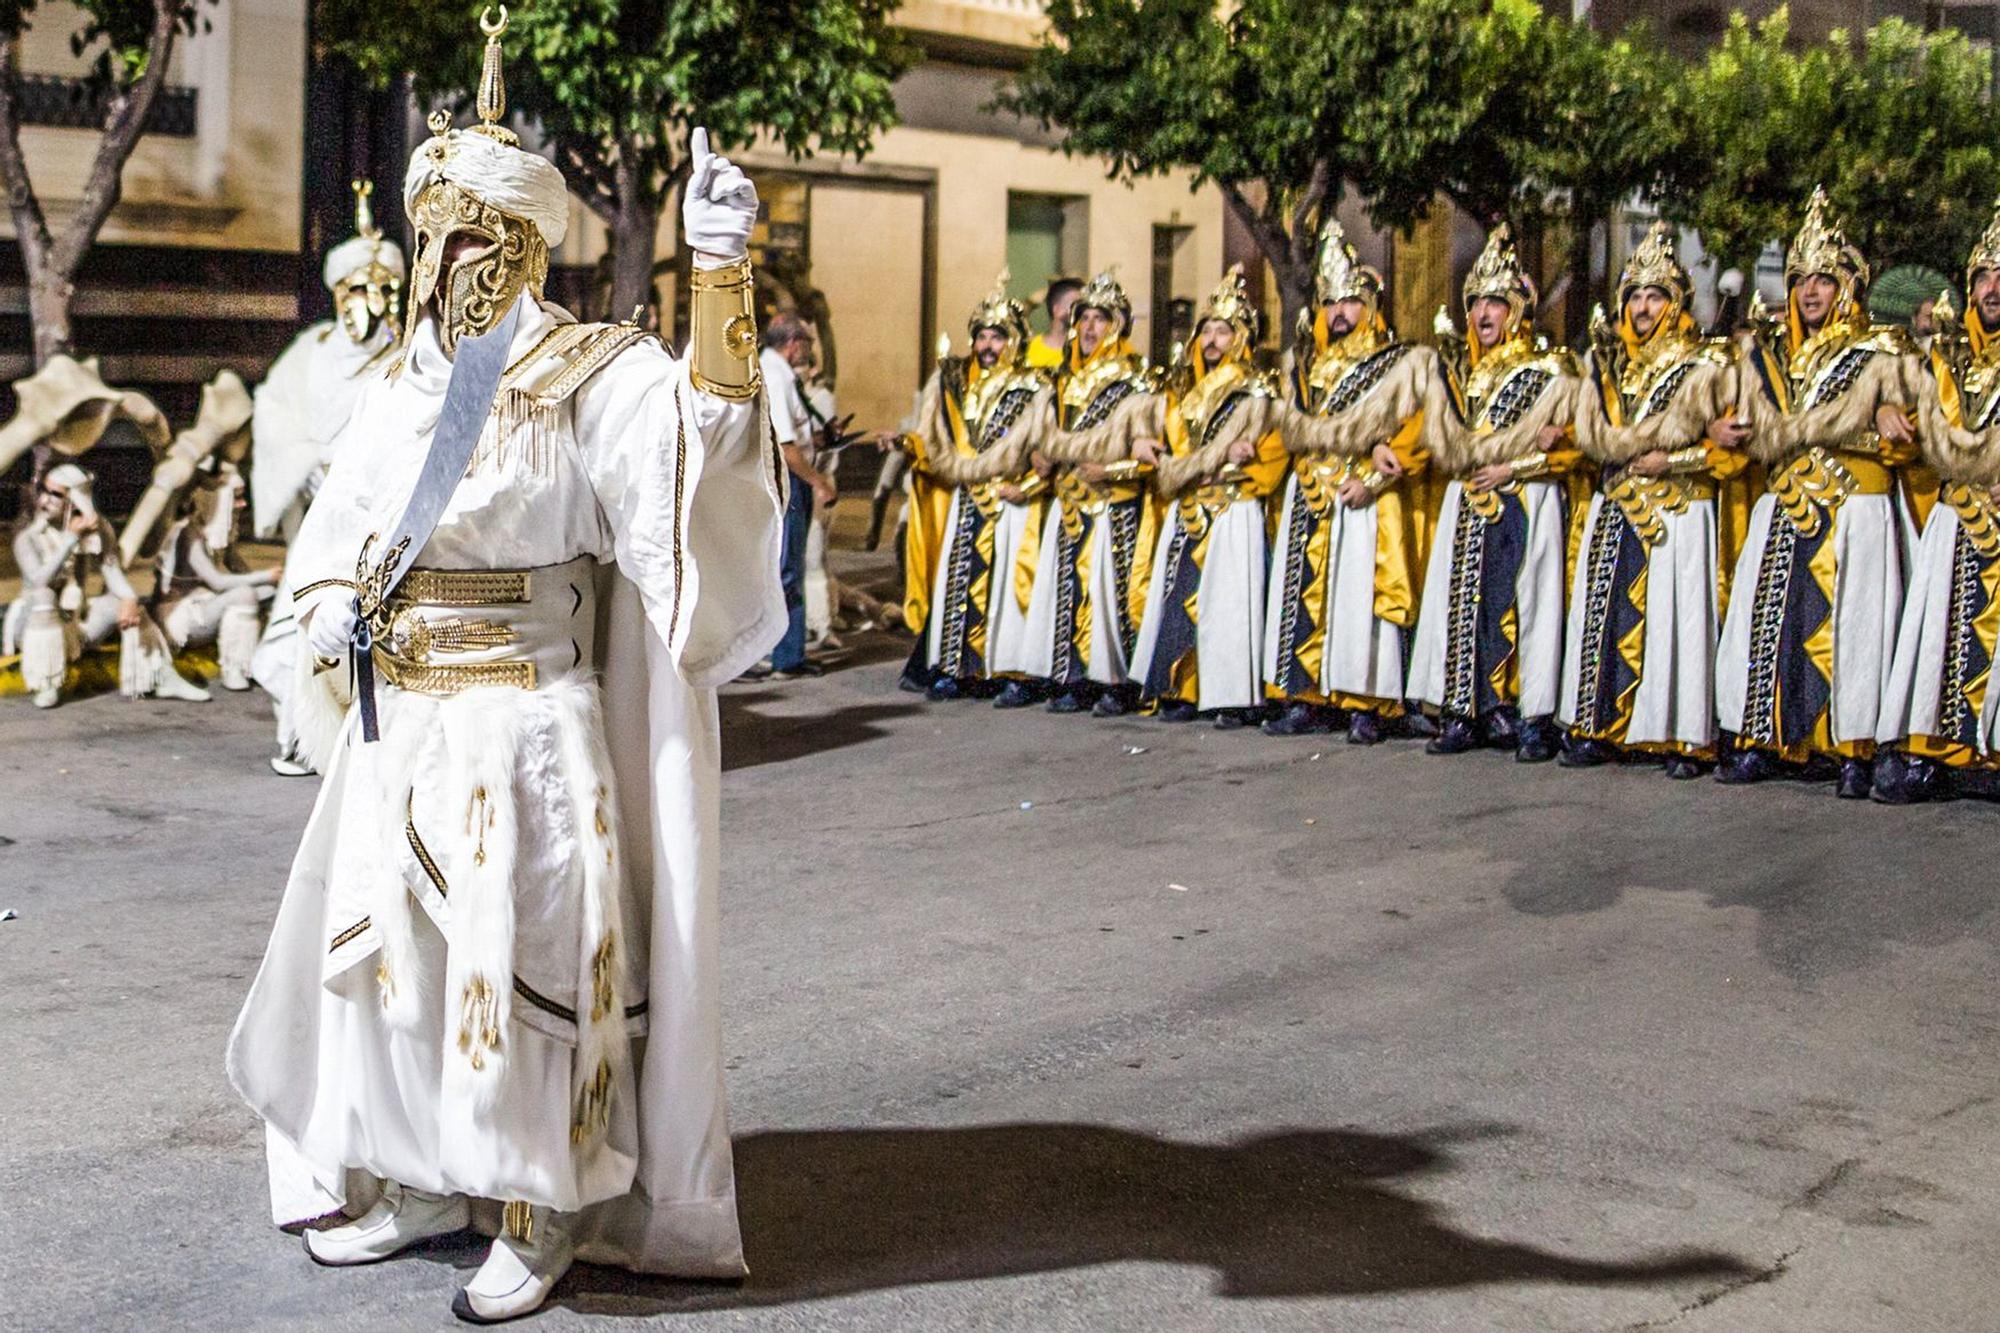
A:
[502,320,657,407]
[1860,324,1920,357]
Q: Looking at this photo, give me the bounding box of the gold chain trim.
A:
[372,648,536,695]
[393,567,532,605]
[328,916,372,952]
[406,797,448,899]
[294,577,358,600]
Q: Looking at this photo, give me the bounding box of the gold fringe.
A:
[501,1200,535,1243]
[589,932,617,1023]
[570,1058,613,1145]
[458,973,502,1071]
[467,785,493,867]
[468,390,559,477]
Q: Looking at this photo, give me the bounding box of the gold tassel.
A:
[457,973,501,1070]
[469,391,558,477]
[589,932,617,1023]
[594,783,612,866]
[501,1199,535,1243]
[570,1058,613,1145]
[467,785,492,867]
[376,961,395,1009]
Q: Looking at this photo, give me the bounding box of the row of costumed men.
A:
[890,188,2000,805]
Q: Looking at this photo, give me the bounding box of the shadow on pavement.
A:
[720,688,924,770]
[559,1121,1753,1315]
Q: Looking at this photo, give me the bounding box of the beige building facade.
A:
[2,0,1225,451]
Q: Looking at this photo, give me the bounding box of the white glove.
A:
[304,592,357,659]
[682,127,758,270]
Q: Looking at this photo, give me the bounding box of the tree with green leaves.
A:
[0,0,212,365]
[1664,10,2000,280]
[317,0,915,321]
[1465,13,1694,334]
[1005,0,1690,339]
[1003,0,1517,335]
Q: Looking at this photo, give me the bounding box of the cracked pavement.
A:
[2,615,1998,1331]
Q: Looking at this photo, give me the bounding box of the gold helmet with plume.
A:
[1463,223,1536,329]
[1313,219,1384,310]
[1784,185,1870,308]
[1193,263,1259,348]
[966,269,1030,359]
[1964,197,2000,290]
[1073,269,1133,336]
[403,7,566,354]
[1616,220,1692,314]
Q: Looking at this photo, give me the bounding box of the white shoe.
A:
[268,752,314,778]
[303,1185,469,1266]
[152,670,211,703]
[31,687,60,709]
[221,669,253,691]
[451,1207,574,1324]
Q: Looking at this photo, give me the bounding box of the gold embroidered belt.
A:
[1603,473,1716,547]
[372,555,598,697]
[1769,447,1895,538]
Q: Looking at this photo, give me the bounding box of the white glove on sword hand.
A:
[683,126,759,270]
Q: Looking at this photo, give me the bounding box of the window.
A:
[1007,192,1088,330]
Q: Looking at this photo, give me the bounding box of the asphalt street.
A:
[2,618,1997,1331]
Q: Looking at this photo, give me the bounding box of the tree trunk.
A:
[604,146,661,324]
[1218,176,1323,347]
[0,4,183,367]
[27,269,75,367]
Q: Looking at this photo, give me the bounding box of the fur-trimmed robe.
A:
[1717,323,1925,758]
[227,293,785,1276]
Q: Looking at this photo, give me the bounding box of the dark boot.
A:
[1835,756,1874,800]
[1559,736,1616,768]
[1483,706,1522,751]
[993,679,1042,709]
[1047,688,1087,715]
[899,669,933,694]
[1091,687,1134,718]
[1716,747,1784,785]
[1515,716,1559,764]
[1347,710,1384,746]
[1155,699,1200,723]
[1404,711,1439,739]
[926,675,964,702]
[1663,754,1710,780]
[1426,714,1481,755]
[1870,752,1946,804]
[1262,701,1332,736]
[1213,709,1252,730]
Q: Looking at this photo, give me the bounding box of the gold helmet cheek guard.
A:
[407,180,549,355]
[338,275,400,344]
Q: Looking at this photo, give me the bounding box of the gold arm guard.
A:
[688,258,761,401]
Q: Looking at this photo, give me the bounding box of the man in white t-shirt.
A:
[760,314,838,676]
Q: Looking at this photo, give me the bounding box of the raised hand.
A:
[682,126,759,269]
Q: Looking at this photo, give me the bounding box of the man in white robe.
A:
[226,18,783,1323]
[249,182,405,775]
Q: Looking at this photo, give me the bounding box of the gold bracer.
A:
[689,257,761,401]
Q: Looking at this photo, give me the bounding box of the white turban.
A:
[322,233,406,290]
[403,129,570,249]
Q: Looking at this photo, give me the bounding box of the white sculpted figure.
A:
[5,464,208,707]
[152,461,279,690]
[251,181,406,775]
[226,12,783,1324]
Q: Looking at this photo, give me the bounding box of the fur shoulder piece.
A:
[926,385,1056,487]
[1435,356,1578,473]
[1751,342,1920,464]
[1156,393,1278,496]
[1046,387,1159,465]
[1282,343,1438,458]
[1574,350,1736,466]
